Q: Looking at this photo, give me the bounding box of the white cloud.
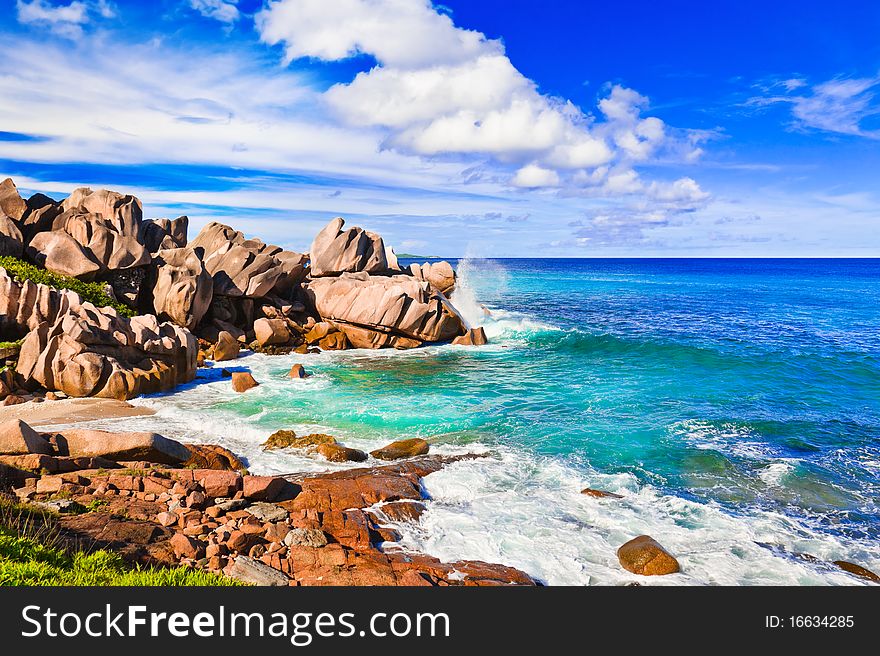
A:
[256,0,705,196]
[511,164,560,189]
[256,0,496,68]
[15,0,115,38]
[750,75,880,138]
[189,0,240,25]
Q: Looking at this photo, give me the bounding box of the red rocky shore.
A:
[0,419,535,586]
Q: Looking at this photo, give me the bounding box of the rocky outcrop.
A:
[231,371,259,392]
[25,188,151,281]
[148,247,213,330]
[309,217,398,277]
[0,419,53,455]
[16,303,197,400]
[305,272,466,348]
[617,535,681,576]
[190,222,307,298]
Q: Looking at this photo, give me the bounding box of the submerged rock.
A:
[581,487,623,499]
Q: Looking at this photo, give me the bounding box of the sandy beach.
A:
[0,398,154,428]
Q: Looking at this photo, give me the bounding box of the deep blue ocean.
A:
[85,258,880,585]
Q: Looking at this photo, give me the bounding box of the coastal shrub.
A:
[0,256,134,318]
[0,497,239,586]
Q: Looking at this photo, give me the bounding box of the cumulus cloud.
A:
[512,164,560,189]
[189,0,240,25]
[749,75,880,138]
[256,0,706,195]
[15,0,115,38]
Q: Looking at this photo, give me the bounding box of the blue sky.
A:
[1,0,879,256]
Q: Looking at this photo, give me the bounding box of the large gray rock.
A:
[0,178,27,221]
[54,428,191,463]
[305,272,466,348]
[309,217,397,277]
[0,419,53,455]
[190,222,307,298]
[27,230,102,279]
[149,247,212,329]
[226,556,289,586]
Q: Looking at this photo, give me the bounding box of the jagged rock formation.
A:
[147,247,213,330]
[305,272,466,348]
[16,304,196,400]
[0,178,486,401]
[308,217,399,277]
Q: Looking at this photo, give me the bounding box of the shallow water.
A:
[61,258,880,585]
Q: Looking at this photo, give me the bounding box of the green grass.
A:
[0,497,239,586]
[0,256,134,317]
[0,339,24,350]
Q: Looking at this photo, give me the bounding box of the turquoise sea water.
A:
[74,258,880,585]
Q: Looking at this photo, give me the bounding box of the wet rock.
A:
[617,535,681,576]
[833,560,880,583]
[581,488,623,499]
[452,326,488,346]
[370,438,430,461]
[375,501,426,523]
[287,364,309,379]
[263,431,336,450]
[231,371,259,392]
[316,443,368,463]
